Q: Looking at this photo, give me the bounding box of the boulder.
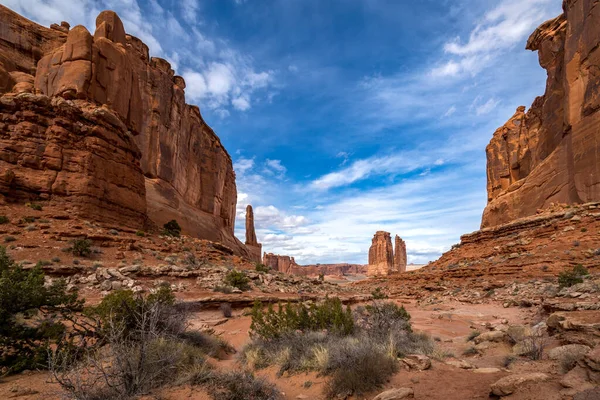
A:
[490,373,550,396]
[401,355,431,371]
[548,344,591,360]
[474,330,506,344]
[372,388,414,400]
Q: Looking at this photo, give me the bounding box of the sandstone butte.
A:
[0,6,260,259]
[263,253,367,276]
[367,231,407,276]
[482,0,600,228]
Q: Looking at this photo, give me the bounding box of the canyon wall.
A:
[483,0,600,227]
[262,253,367,276]
[394,235,407,273]
[0,6,253,257]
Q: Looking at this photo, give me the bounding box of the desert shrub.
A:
[558,264,589,288]
[208,370,280,400]
[70,239,92,257]
[220,303,233,318]
[558,351,581,373]
[22,216,35,223]
[178,330,234,359]
[27,202,43,211]
[503,355,516,368]
[0,246,83,374]
[214,285,233,294]
[463,346,479,356]
[162,219,181,237]
[255,263,270,273]
[0,216,9,224]
[52,257,61,263]
[4,236,16,243]
[224,269,250,291]
[135,230,145,237]
[37,260,52,267]
[324,337,397,398]
[371,287,388,299]
[250,298,354,340]
[518,330,546,360]
[467,330,481,342]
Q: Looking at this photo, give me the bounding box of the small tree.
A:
[163,220,182,237]
[0,246,83,375]
[558,264,589,288]
[224,269,250,291]
[71,239,92,257]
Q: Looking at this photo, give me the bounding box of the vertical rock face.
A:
[263,253,298,274]
[394,235,407,273]
[368,231,394,276]
[483,0,600,227]
[245,205,262,262]
[0,6,252,257]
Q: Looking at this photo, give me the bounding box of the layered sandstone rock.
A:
[0,6,251,257]
[483,0,600,227]
[368,231,394,276]
[263,253,299,274]
[394,235,407,273]
[0,93,146,226]
[245,205,262,262]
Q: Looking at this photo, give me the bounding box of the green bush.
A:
[209,370,280,400]
[558,264,590,288]
[371,287,388,299]
[135,230,145,237]
[4,236,16,243]
[0,246,83,374]
[27,202,43,211]
[163,220,182,237]
[224,269,250,291]
[467,330,481,342]
[70,239,92,257]
[255,263,270,273]
[0,216,9,224]
[250,297,354,340]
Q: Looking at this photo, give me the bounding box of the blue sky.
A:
[7,0,564,264]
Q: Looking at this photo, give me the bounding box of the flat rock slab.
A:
[490,373,550,396]
[373,388,414,400]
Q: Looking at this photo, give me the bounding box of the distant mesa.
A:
[0,6,259,261]
[368,231,407,276]
[262,253,368,277]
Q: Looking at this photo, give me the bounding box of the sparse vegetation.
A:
[52,257,61,263]
[371,286,388,299]
[255,263,270,273]
[0,216,9,224]
[220,303,233,318]
[467,330,481,342]
[243,300,432,398]
[558,264,589,288]
[224,269,250,291]
[0,246,83,375]
[214,285,234,294]
[70,238,92,257]
[135,230,145,237]
[4,236,16,243]
[163,219,182,237]
[26,202,43,211]
[463,346,479,356]
[503,355,516,368]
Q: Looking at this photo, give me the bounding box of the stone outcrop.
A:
[261,253,367,276]
[483,1,600,227]
[0,93,146,226]
[0,5,253,257]
[263,253,299,274]
[394,235,407,273]
[245,205,261,262]
[368,231,394,276]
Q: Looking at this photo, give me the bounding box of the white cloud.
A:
[181,0,199,24]
[475,97,500,116]
[442,106,457,118]
[233,157,255,174]
[431,0,558,78]
[232,96,251,111]
[265,159,287,175]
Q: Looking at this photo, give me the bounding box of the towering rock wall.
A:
[394,235,407,273]
[483,0,600,227]
[245,205,262,262]
[263,253,298,274]
[261,253,367,276]
[0,6,252,256]
[368,231,394,276]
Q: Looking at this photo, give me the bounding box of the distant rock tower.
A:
[368,231,394,276]
[245,205,262,262]
[394,235,407,273]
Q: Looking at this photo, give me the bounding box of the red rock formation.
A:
[368,231,394,276]
[263,253,298,274]
[394,235,407,273]
[0,93,146,226]
[483,0,600,227]
[0,6,252,257]
[245,205,262,262]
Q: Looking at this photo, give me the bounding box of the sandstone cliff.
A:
[0,6,252,257]
[262,253,367,276]
[245,205,262,262]
[483,0,600,227]
[368,231,394,276]
[394,235,407,273]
